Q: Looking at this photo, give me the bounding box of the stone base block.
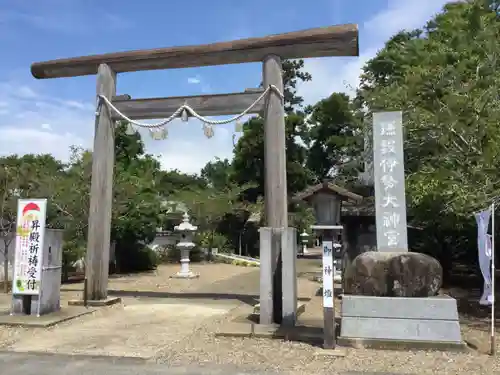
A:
[339,295,466,351]
[337,337,467,351]
[215,322,323,343]
[252,302,307,316]
[170,272,200,279]
[0,306,95,327]
[68,297,121,307]
[314,347,348,357]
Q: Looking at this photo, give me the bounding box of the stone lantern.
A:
[299,230,309,255]
[172,212,199,279]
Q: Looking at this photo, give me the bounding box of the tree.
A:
[230,59,314,202]
[305,92,362,182]
[231,113,313,202]
[156,169,206,196]
[0,154,64,292]
[201,158,232,190]
[288,201,316,233]
[0,161,21,292]
[355,0,500,274]
[54,123,165,273]
[172,184,257,255]
[281,59,312,113]
[111,122,164,271]
[358,1,500,215]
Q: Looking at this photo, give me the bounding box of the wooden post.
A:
[263,54,288,324]
[85,63,116,301]
[322,229,335,349]
[311,225,343,349]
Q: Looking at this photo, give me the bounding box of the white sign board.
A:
[12,199,47,295]
[322,240,334,308]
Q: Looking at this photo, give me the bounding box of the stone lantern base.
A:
[170,247,199,279]
[302,244,309,255]
[171,272,199,279]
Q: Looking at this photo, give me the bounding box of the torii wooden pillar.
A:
[30,25,359,319]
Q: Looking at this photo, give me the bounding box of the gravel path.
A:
[1,262,498,375]
[155,275,498,375]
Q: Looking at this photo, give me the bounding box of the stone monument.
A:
[171,212,199,279]
[339,111,465,350]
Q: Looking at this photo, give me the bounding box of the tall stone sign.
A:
[373,111,408,252]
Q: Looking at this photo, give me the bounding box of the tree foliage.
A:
[0,154,65,291]
[201,158,232,190]
[2,2,499,286]
[305,92,362,181]
[353,0,500,274]
[230,59,315,202]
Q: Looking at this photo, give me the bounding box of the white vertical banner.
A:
[491,202,496,356]
[475,208,493,306]
[12,199,47,295]
[322,240,334,308]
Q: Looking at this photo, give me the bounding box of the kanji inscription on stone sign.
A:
[373,111,408,252]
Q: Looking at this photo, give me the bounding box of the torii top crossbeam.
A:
[31,24,358,79]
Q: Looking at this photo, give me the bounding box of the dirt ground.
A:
[0,260,498,375]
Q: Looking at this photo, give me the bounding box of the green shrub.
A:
[62,240,86,281]
[196,231,232,253]
[230,259,259,267]
[115,243,159,273]
[160,244,205,263]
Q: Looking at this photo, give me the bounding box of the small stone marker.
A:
[372,111,408,252]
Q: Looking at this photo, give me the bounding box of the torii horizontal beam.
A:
[111,89,265,120]
[31,24,358,79]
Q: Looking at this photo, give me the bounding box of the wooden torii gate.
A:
[31,24,358,323]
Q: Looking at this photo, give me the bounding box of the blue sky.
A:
[0,0,451,174]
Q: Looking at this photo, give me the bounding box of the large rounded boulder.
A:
[343,251,442,297]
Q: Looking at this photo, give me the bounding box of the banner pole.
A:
[491,202,496,356]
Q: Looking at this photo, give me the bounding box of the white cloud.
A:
[14,85,38,99]
[0,127,86,161]
[59,100,93,110]
[187,76,201,84]
[298,0,452,104]
[0,79,238,175]
[0,0,454,175]
[0,82,93,163]
[142,120,235,175]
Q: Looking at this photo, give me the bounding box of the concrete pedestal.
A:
[11,229,64,317]
[339,295,466,351]
[171,271,199,279]
[171,248,199,279]
[172,213,198,279]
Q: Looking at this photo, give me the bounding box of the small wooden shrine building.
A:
[292,180,376,266]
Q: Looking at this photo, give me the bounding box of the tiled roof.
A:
[292,180,363,203]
